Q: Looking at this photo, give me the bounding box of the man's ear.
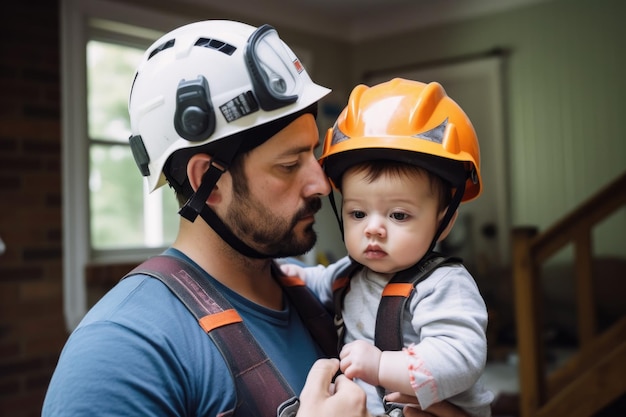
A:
[186,153,222,204]
[437,209,458,242]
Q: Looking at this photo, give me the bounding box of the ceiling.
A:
[176,0,553,42]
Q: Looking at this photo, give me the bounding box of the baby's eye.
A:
[350,210,366,219]
[390,212,409,221]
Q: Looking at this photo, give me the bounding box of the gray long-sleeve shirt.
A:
[299,256,493,417]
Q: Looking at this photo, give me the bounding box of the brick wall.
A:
[0,1,67,416]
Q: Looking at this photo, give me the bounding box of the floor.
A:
[483,354,520,417]
[482,348,577,417]
[484,357,520,398]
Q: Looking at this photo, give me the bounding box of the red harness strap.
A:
[123,255,337,417]
[278,271,339,360]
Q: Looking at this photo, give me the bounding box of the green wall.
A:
[350,0,625,258]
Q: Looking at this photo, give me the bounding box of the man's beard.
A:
[227,189,322,258]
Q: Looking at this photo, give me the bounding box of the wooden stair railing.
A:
[512,170,626,417]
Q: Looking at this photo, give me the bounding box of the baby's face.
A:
[341,167,441,276]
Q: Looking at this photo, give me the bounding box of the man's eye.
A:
[280,162,299,172]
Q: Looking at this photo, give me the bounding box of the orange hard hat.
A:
[319,78,481,202]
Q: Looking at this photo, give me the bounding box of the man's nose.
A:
[304,160,331,197]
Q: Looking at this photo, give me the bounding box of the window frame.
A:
[61,0,189,330]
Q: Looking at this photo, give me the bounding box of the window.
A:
[86,39,178,252]
[61,0,189,330]
[61,0,318,331]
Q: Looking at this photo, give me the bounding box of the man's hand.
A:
[297,358,370,417]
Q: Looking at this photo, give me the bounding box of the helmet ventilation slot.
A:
[195,38,236,55]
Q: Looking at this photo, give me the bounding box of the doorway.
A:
[365,56,511,272]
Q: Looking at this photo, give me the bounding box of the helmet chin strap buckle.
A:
[179,157,228,222]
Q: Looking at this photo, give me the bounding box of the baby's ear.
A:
[437,209,458,242]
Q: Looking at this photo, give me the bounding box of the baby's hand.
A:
[339,340,382,385]
[279,263,306,278]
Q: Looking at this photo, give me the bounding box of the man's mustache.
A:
[295,197,322,220]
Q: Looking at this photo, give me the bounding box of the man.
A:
[42,20,470,417]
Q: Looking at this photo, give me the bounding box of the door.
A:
[366,56,510,271]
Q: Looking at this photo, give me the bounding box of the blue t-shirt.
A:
[42,249,324,416]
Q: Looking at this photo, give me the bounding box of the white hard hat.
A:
[128,20,331,192]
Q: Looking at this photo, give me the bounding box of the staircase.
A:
[511,171,626,417]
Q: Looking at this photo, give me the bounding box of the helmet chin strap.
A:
[178,102,317,259]
[179,163,272,258]
[328,188,344,241]
[178,138,271,259]
[426,180,465,256]
[199,204,271,258]
[176,105,317,259]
